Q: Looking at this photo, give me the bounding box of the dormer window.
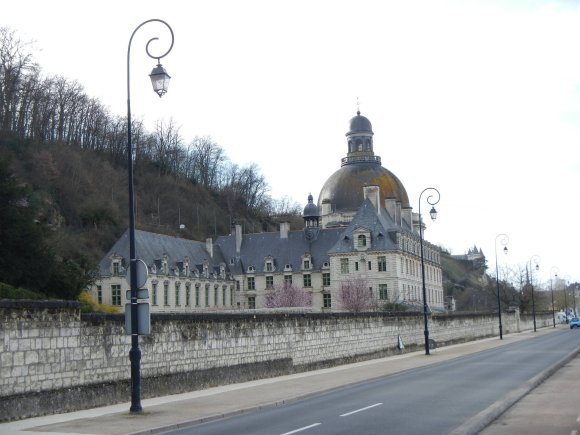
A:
[112,261,120,275]
[248,266,255,273]
[357,235,367,248]
[266,261,273,272]
[353,228,371,252]
[184,263,189,276]
[301,254,312,270]
[303,260,310,269]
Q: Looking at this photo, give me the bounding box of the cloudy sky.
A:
[5,0,580,285]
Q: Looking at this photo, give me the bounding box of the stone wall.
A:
[0,300,553,422]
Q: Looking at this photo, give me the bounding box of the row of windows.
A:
[401,258,442,283]
[400,283,444,305]
[105,282,235,308]
[340,256,387,274]
[246,273,331,291]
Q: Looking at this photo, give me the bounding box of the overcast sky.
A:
[5,0,580,285]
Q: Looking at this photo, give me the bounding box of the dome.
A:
[317,163,410,212]
[346,111,373,136]
[303,194,319,217]
[317,111,410,214]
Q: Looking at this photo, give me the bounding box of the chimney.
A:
[395,201,402,226]
[363,185,381,215]
[321,199,332,215]
[385,197,397,219]
[206,238,213,258]
[280,222,290,239]
[235,224,242,254]
[402,206,413,228]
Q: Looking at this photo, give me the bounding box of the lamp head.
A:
[503,246,508,255]
[429,206,437,221]
[535,264,539,271]
[150,63,171,97]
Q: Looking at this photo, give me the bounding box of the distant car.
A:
[570,318,580,329]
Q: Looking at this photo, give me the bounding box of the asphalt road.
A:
[167,330,580,435]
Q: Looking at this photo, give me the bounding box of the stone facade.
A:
[0,300,554,421]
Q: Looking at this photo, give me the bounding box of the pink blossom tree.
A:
[264,283,312,308]
[338,278,374,312]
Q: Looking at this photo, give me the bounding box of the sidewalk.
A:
[0,327,574,435]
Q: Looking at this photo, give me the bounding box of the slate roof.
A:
[98,230,226,277]
[215,227,343,274]
[328,198,412,254]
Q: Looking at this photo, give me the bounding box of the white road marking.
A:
[340,402,383,417]
[280,423,321,435]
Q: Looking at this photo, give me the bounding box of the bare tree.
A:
[338,278,374,312]
[264,283,312,308]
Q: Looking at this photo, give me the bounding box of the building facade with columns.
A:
[92,112,444,312]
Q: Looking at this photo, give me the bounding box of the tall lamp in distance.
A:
[528,255,540,332]
[418,187,440,356]
[494,234,508,339]
[549,267,558,328]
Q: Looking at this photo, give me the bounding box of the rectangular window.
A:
[186,284,191,306]
[164,283,169,306]
[379,284,388,300]
[152,283,158,305]
[195,285,200,306]
[355,262,359,271]
[247,277,255,290]
[205,285,210,307]
[214,286,218,306]
[236,280,240,291]
[303,274,311,287]
[368,261,372,271]
[341,258,349,274]
[266,276,274,289]
[323,293,332,308]
[175,284,180,306]
[322,273,330,287]
[266,262,273,272]
[303,260,310,269]
[248,296,256,309]
[378,256,387,272]
[284,275,292,285]
[223,286,227,305]
[230,286,234,306]
[111,284,121,306]
[113,262,120,275]
[97,285,102,304]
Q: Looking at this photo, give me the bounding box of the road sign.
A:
[124,303,151,335]
[126,259,148,289]
[126,288,150,300]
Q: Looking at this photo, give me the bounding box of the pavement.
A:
[1,326,579,435]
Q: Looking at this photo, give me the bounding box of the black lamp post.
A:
[418,187,440,356]
[494,234,508,339]
[127,19,174,413]
[528,255,540,332]
[549,267,558,328]
[564,281,569,323]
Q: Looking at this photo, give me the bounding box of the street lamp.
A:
[563,281,569,323]
[528,255,540,332]
[494,234,508,339]
[127,19,174,413]
[549,267,558,328]
[418,187,440,356]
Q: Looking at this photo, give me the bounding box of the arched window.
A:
[357,234,367,248]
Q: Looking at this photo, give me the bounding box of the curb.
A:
[448,346,580,435]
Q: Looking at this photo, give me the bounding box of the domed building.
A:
[318,111,410,228]
[92,112,444,314]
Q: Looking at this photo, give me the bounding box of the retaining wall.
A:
[0,300,553,421]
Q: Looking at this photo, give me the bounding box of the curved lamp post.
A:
[127,19,174,413]
[494,234,508,339]
[418,187,440,355]
[528,255,540,332]
[549,267,558,328]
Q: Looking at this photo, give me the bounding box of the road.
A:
[167,330,580,435]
